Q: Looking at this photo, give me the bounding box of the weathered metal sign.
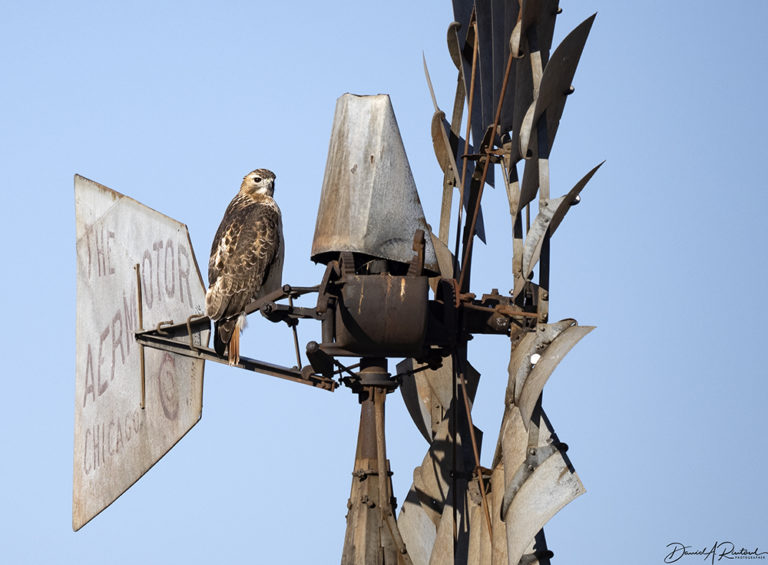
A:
[73,175,208,530]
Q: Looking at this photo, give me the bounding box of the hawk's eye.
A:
[253,177,262,182]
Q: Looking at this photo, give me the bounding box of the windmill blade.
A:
[498,407,584,564]
[446,22,467,164]
[431,111,461,185]
[476,0,496,130]
[453,7,495,190]
[430,229,456,281]
[463,172,487,244]
[435,125,487,245]
[452,0,475,38]
[548,160,603,234]
[398,495,438,565]
[520,195,561,280]
[432,110,461,244]
[398,356,483,563]
[428,46,489,246]
[488,315,591,563]
[425,54,462,246]
[509,0,559,66]
[458,8,484,158]
[519,13,596,161]
[519,161,603,280]
[518,14,596,207]
[534,13,595,150]
[507,0,560,161]
[398,357,480,446]
[491,0,520,134]
[503,319,576,417]
[516,324,594,429]
[398,358,451,444]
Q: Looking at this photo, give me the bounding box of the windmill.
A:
[72,1,600,563]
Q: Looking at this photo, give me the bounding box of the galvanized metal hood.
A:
[312,93,439,274]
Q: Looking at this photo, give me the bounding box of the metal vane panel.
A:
[73,175,208,531]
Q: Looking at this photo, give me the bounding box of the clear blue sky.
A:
[1,1,767,563]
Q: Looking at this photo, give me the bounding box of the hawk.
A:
[206,168,284,365]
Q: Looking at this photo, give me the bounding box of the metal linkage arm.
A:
[133,283,336,391]
[135,328,336,391]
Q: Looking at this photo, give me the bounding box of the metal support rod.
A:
[455,353,493,543]
[134,264,146,410]
[457,46,517,292]
[135,330,336,391]
[288,295,302,368]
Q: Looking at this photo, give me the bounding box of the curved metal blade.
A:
[502,447,584,562]
[517,324,594,429]
[549,161,603,234]
[431,111,461,186]
[506,319,575,407]
[517,14,595,207]
[521,161,603,278]
[533,13,595,149]
[521,195,563,280]
[497,406,584,565]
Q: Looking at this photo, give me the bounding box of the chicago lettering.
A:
[82,408,144,475]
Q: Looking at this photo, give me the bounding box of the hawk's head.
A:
[240,168,276,198]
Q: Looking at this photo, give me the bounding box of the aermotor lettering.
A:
[81,290,136,407]
[139,238,194,310]
[81,237,192,409]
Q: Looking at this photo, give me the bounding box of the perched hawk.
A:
[206,169,284,365]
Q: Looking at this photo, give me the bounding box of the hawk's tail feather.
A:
[227,313,246,366]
